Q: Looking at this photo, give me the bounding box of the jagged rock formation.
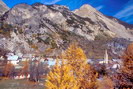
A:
[0,2,133,58]
[0,0,9,16]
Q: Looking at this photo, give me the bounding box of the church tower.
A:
[104,49,109,64]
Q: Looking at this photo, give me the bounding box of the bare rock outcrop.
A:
[0,2,133,58]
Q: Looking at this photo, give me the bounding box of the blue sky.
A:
[2,0,133,24]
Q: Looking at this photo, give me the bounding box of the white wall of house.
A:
[10,60,19,65]
[6,53,19,65]
[112,64,120,69]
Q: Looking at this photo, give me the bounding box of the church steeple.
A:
[104,49,109,64]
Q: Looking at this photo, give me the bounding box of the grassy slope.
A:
[0,79,44,89]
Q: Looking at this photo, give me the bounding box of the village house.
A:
[88,50,122,74]
[6,53,19,65]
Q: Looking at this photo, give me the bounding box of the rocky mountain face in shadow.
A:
[0,2,133,58]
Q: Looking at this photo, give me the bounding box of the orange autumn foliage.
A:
[119,43,133,87]
[4,62,14,77]
[61,43,98,89]
[45,43,98,89]
[45,59,79,89]
[122,43,133,78]
[21,60,29,78]
[97,76,114,89]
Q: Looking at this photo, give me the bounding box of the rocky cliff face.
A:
[0,0,9,16]
[74,4,133,40]
[0,2,133,58]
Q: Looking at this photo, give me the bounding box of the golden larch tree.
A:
[122,43,133,79]
[62,43,98,89]
[45,59,79,89]
[118,43,133,88]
